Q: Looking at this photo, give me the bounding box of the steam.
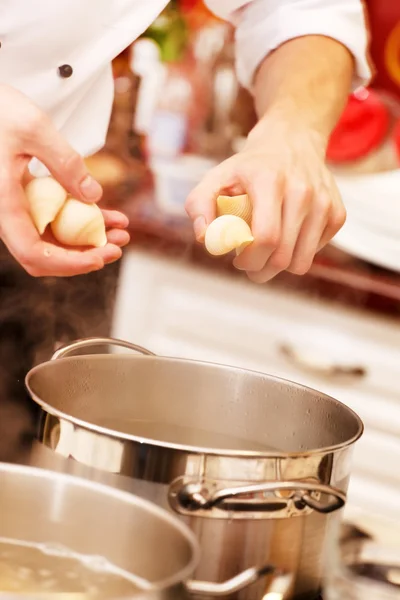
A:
[0,241,120,462]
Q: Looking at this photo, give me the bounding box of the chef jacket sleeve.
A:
[204,0,372,92]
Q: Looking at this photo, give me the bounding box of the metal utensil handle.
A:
[278,343,366,379]
[175,480,346,515]
[51,336,156,360]
[186,565,292,597]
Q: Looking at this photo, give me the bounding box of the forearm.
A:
[253,35,354,144]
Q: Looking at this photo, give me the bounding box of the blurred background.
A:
[1,0,400,544]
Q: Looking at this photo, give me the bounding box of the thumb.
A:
[23,113,103,203]
[185,174,220,242]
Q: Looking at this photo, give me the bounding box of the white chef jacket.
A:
[0,0,371,175]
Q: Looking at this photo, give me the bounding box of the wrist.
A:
[246,105,329,153]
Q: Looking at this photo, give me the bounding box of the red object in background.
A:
[178,0,220,28]
[179,0,199,10]
[392,117,400,160]
[326,89,389,162]
[366,0,400,101]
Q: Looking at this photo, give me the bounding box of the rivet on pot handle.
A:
[186,565,293,597]
[51,337,156,360]
[169,478,346,516]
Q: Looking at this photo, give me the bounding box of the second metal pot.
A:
[0,462,290,599]
[26,337,364,599]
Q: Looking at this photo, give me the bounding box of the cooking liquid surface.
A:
[96,418,281,452]
[0,538,148,595]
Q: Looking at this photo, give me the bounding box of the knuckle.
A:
[18,252,40,277]
[316,192,331,214]
[251,169,283,192]
[331,205,347,230]
[257,228,280,248]
[185,188,198,207]
[63,149,85,174]
[23,108,47,136]
[291,181,313,205]
[269,249,291,271]
[184,189,200,216]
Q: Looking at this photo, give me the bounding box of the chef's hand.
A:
[0,84,130,277]
[185,117,345,283]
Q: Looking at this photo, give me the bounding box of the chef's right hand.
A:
[0,84,130,277]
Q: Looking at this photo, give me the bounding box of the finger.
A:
[0,187,102,276]
[0,179,125,276]
[21,166,34,187]
[102,209,129,230]
[8,234,104,277]
[287,193,330,275]
[233,172,283,272]
[106,228,130,247]
[317,197,346,252]
[36,244,122,274]
[23,112,102,203]
[246,183,311,283]
[42,226,128,253]
[92,243,122,266]
[185,163,237,241]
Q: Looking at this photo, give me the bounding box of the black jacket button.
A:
[58,64,73,78]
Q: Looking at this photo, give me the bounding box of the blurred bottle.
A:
[129,1,193,160]
[204,25,239,158]
[145,29,218,159]
[143,1,188,64]
[130,38,165,160]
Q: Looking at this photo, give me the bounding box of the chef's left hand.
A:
[185,116,346,283]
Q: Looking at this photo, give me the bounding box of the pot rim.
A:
[0,462,201,594]
[26,354,364,459]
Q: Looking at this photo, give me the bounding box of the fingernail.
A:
[193,217,207,241]
[80,175,102,201]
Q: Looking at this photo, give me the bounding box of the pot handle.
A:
[186,565,292,597]
[51,336,156,360]
[170,479,346,516]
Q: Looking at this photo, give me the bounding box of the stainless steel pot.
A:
[25,337,364,600]
[0,462,291,599]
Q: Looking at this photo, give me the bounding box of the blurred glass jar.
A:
[145,23,232,160]
[325,526,400,600]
